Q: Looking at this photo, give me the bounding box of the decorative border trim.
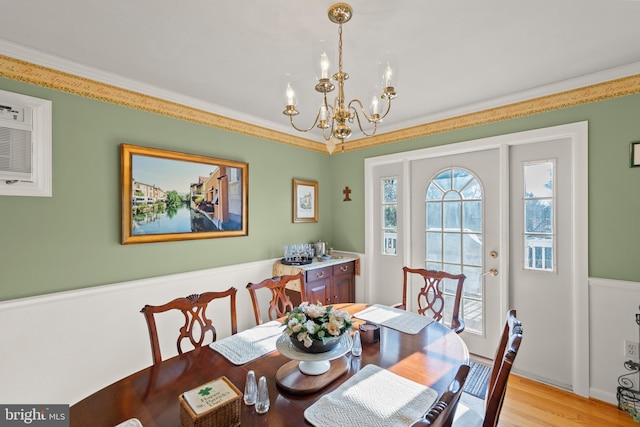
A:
[0,54,326,153]
[2,54,640,153]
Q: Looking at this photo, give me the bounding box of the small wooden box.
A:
[179,376,242,427]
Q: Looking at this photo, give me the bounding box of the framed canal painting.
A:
[292,179,318,223]
[121,144,248,244]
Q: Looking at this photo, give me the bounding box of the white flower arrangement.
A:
[283,302,354,348]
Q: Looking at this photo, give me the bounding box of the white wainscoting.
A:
[0,253,366,406]
[4,257,629,407]
[589,277,640,404]
[1,258,276,405]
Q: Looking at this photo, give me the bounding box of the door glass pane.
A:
[383,178,398,202]
[381,177,398,256]
[443,202,461,229]
[525,199,552,233]
[383,205,397,228]
[426,232,442,262]
[433,170,452,191]
[463,200,482,232]
[524,162,553,197]
[523,161,555,271]
[426,261,442,271]
[463,266,482,299]
[461,178,482,199]
[525,235,553,271]
[453,169,473,191]
[463,234,482,265]
[443,232,461,264]
[425,167,484,335]
[426,201,442,230]
[426,183,443,200]
[444,191,461,201]
[463,299,483,332]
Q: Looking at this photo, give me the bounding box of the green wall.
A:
[329,94,640,282]
[2,77,639,300]
[0,78,333,301]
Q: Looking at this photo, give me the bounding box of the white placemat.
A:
[114,418,143,427]
[304,364,437,427]
[209,320,283,365]
[353,304,433,334]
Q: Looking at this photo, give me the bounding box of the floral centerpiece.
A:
[283,302,353,353]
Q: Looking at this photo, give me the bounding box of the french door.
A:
[410,149,501,358]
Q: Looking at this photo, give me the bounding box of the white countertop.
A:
[276,252,358,271]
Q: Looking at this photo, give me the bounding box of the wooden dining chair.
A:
[246,273,305,325]
[395,267,466,334]
[411,364,470,427]
[140,287,238,365]
[452,309,523,427]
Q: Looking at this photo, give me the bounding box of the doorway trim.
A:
[364,121,588,397]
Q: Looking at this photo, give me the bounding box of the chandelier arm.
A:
[347,98,375,123]
[377,96,393,121]
[321,126,332,141]
[350,106,378,137]
[288,109,323,133]
[347,99,381,137]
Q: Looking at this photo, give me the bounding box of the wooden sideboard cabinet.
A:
[274,256,357,307]
[304,261,355,306]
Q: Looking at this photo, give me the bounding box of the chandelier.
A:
[281,3,398,154]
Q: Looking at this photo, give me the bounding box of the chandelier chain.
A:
[338,24,343,74]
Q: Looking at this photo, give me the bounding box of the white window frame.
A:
[0,89,52,197]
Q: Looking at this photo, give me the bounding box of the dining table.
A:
[70,303,469,427]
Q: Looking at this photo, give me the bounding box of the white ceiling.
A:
[2,0,640,143]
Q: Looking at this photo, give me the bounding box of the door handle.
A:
[483,268,499,276]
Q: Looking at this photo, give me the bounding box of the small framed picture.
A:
[631,142,640,168]
[293,179,318,223]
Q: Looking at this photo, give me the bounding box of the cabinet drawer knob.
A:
[340,266,348,272]
[316,271,325,278]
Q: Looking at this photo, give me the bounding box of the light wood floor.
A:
[498,375,638,426]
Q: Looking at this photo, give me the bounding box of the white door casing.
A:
[364,121,588,397]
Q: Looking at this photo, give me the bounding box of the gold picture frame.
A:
[121,144,248,244]
[292,179,318,223]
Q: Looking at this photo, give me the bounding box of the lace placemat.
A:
[114,418,143,427]
[209,320,283,365]
[353,304,433,334]
[304,364,437,427]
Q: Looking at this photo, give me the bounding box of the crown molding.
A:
[1,52,639,154]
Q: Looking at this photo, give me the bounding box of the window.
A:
[228,167,240,183]
[425,168,483,333]
[381,177,398,255]
[523,160,555,272]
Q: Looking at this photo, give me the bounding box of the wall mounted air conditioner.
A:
[0,103,33,182]
[0,89,52,197]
